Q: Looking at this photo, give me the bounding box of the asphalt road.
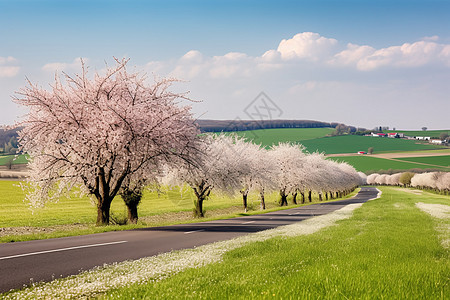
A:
[0,187,379,293]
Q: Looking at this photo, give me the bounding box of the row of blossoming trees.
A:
[366,172,450,193]
[15,59,362,225]
[162,135,364,217]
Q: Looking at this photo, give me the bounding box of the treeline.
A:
[2,120,363,140]
[196,119,339,132]
[0,127,21,154]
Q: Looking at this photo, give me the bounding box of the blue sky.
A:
[1,0,449,129]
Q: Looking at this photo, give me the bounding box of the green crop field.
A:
[384,129,450,138]
[300,135,445,154]
[0,154,28,165]
[225,127,335,146]
[328,155,450,173]
[396,155,450,167]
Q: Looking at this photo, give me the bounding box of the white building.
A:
[416,136,430,141]
[430,139,443,144]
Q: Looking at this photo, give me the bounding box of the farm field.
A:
[224,127,335,146]
[222,128,447,154]
[396,155,450,167]
[0,154,28,165]
[7,187,447,299]
[328,155,450,173]
[300,135,445,154]
[384,129,450,138]
[0,181,343,243]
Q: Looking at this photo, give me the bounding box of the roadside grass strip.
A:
[105,187,449,299]
[3,203,364,299]
[416,202,450,248]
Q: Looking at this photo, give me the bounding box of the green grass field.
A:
[301,135,445,154]
[396,155,450,167]
[328,155,450,172]
[222,129,447,154]
[384,129,450,138]
[86,187,447,299]
[0,154,28,165]
[224,127,335,146]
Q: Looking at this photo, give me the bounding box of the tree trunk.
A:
[194,197,205,218]
[300,192,305,204]
[280,190,288,206]
[96,197,112,226]
[192,181,210,218]
[292,192,298,205]
[260,191,266,210]
[242,192,248,212]
[126,203,138,224]
[318,192,323,201]
[308,190,312,202]
[120,186,143,224]
[325,192,328,200]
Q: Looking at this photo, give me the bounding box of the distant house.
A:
[430,139,443,144]
[416,136,430,141]
[387,133,398,138]
[378,133,387,137]
[371,132,387,137]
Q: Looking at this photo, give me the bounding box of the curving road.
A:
[0,187,379,293]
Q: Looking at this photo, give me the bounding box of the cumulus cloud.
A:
[146,33,450,82]
[0,56,20,77]
[340,40,450,71]
[359,41,431,70]
[169,50,254,79]
[42,57,88,73]
[276,32,339,61]
[422,35,439,42]
[329,43,375,67]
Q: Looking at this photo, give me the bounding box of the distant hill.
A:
[195,119,340,132]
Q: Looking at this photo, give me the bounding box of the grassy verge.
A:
[99,186,449,299]
[0,180,358,243]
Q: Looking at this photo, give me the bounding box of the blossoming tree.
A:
[15,59,199,225]
[269,143,306,206]
[162,134,245,217]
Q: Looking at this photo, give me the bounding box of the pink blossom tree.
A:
[269,143,306,206]
[162,134,244,217]
[15,59,199,225]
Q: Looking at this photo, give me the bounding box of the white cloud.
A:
[329,43,375,67]
[0,56,17,64]
[147,33,450,82]
[0,66,20,78]
[179,50,203,64]
[0,56,20,77]
[422,35,439,42]
[276,32,339,61]
[128,33,450,128]
[356,41,448,70]
[42,57,88,73]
